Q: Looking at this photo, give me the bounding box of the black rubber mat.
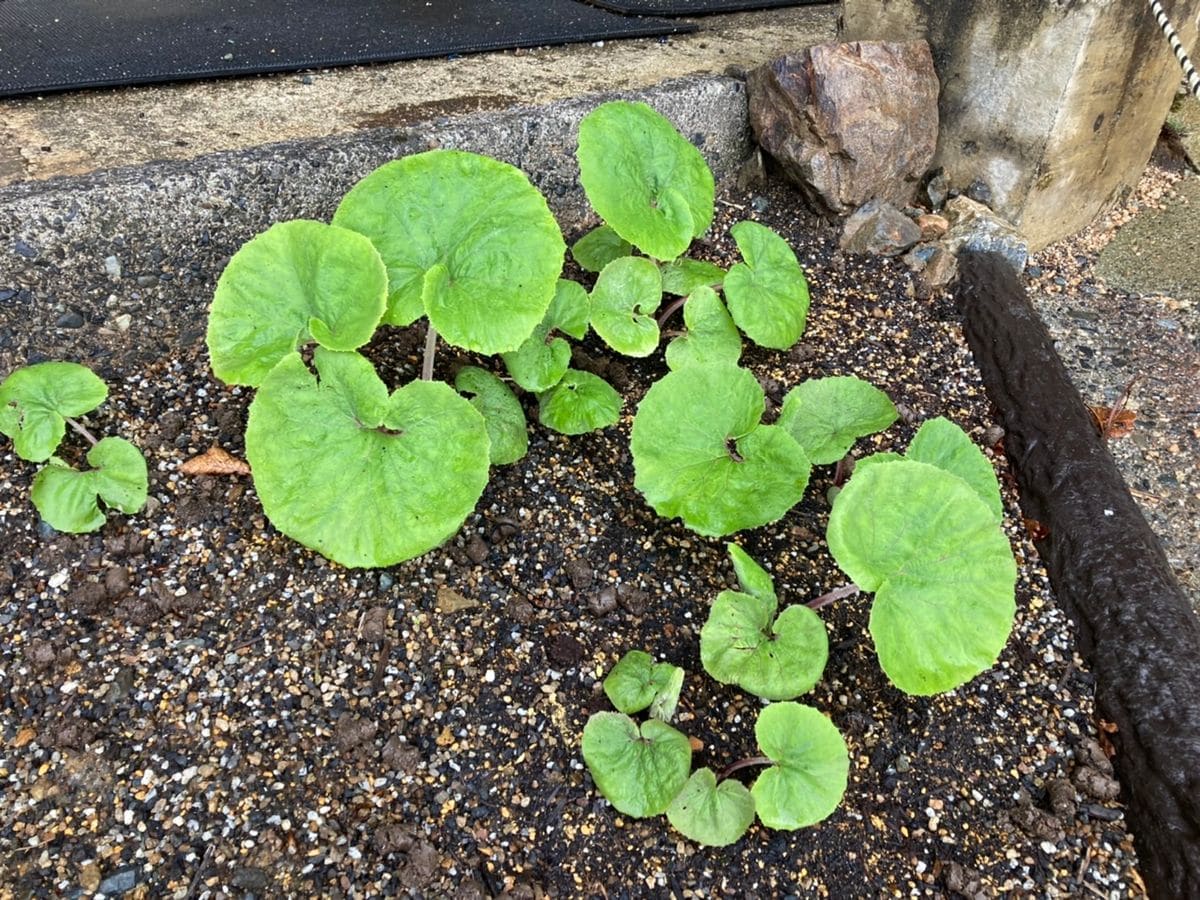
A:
[0,0,693,98]
[584,0,830,15]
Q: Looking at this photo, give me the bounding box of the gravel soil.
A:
[0,178,1144,897]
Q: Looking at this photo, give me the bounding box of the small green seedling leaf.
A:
[828,460,1017,695]
[726,542,776,602]
[778,376,898,465]
[454,367,528,466]
[724,221,810,350]
[660,258,725,296]
[577,101,715,261]
[246,348,490,568]
[501,280,591,392]
[751,702,849,829]
[0,362,108,462]
[589,256,662,357]
[538,369,621,435]
[571,225,632,273]
[206,220,388,387]
[667,768,755,847]
[631,365,811,536]
[905,417,1003,522]
[581,711,692,818]
[333,149,565,354]
[547,278,591,341]
[664,286,741,371]
[31,437,148,533]
[700,589,828,701]
[604,651,684,720]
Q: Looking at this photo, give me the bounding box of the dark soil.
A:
[0,178,1141,897]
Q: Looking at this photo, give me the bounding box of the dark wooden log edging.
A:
[955,250,1200,898]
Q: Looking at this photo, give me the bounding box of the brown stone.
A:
[916,212,948,240]
[748,41,939,215]
[840,199,923,256]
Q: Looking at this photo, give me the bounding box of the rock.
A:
[748,41,938,215]
[941,196,1028,273]
[104,255,122,279]
[840,199,923,256]
[965,179,992,205]
[902,244,938,271]
[1073,764,1121,801]
[1046,777,1077,819]
[464,533,489,564]
[97,866,140,895]
[916,213,949,241]
[587,586,618,616]
[616,583,649,616]
[924,168,950,209]
[547,633,584,668]
[564,558,593,591]
[922,247,959,288]
[944,861,992,899]
[55,310,85,329]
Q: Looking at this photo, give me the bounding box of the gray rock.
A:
[55,310,85,328]
[104,255,122,279]
[840,199,923,257]
[941,196,1028,273]
[965,179,993,205]
[748,41,939,215]
[97,866,140,895]
[924,168,949,209]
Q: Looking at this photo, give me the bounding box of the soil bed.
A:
[0,177,1142,896]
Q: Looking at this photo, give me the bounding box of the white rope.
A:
[1150,0,1200,98]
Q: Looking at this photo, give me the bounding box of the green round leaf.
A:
[547,278,591,341]
[778,376,898,466]
[538,369,621,435]
[604,651,685,720]
[571,225,632,274]
[700,591,828,701]
[751,702,849,829]
[726,542,776,602]
[581,712,692,818]
[631,365,811,536]
[333,150,565,354]
[589,256,662,357]
[206,220,388,387]
[906,417,1003,522]
[577,101,715,261]
[827,460,1017,695]
[0,362,107,462]
[664,286,741,371]
[454,366,528,466]
[667,768,755,847]
[246,348,490,568]
[660,258,725,297]
[31,437,148,533]
[501,322,571,393]
[724,221,810,350]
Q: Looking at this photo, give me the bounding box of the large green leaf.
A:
[700,590,828,701]
[0,362,108,462]
[631,365,811,536]
[667,768,755,847]
[777,376,898,466]
[206,220,388,387]
[333,150,565,354]
[571,225,632,274]
[454,366,528,466]
[604,651,685,721]
[660,258,725,296]
[581,712,692,818]
[245,348,490,568]
[537,369,621,436]
[589,256,662,357]
[723,221,810,350]
[664,286,741,371]
[31,437,147,533]
[577,101,715,261]
[828,460,1017,695]
[906,417,1003,522]
[751,702,848,830]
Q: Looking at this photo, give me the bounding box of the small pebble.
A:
[55,310,85,329]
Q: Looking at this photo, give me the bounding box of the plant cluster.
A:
[0,362,148,532]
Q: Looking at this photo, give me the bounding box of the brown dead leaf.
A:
[180,445,250,477]
[436,585,478,615]
[1096,718,1119,759]
[1023,518,1050,541]
[1089,406,1136,439]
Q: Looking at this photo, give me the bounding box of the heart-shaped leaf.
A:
[828,459,1017,695]
[501,280,590,392]
[723,221,810,350]
[589,256,662,357]
[726,542,775,602]
[700,590,828,701]
[538,369,621,435]
[751,702,848,829]
[454,366,528,466]
[546,278,590,341]
[246,348,490,568]
[660,258,725,296]
[604,650,684,721]
[31,437,148,533]
[571,225,632,273]
[206,220,388,387]
[0,362,108,462]
[577,101,715,261]
[664,286,741,371]
[778,376,898,465]
[581,712,692,818]
[631,365,811,536]
[905,417,1003,522]
[333,150,565,354]
[667,768,755,846]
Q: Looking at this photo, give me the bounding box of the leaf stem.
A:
[807,582,861,610]
[421,325,438,382]
[656,296,688,328]
[65,417,99,447]
[717,756,772,781]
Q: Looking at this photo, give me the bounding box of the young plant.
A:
[0,362,147,533]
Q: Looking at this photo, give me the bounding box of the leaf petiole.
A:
[421,324,439,381]
[657,295,688,329]
[65,416,99,447]
[806,582,861,610]
[717,755,772,782]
